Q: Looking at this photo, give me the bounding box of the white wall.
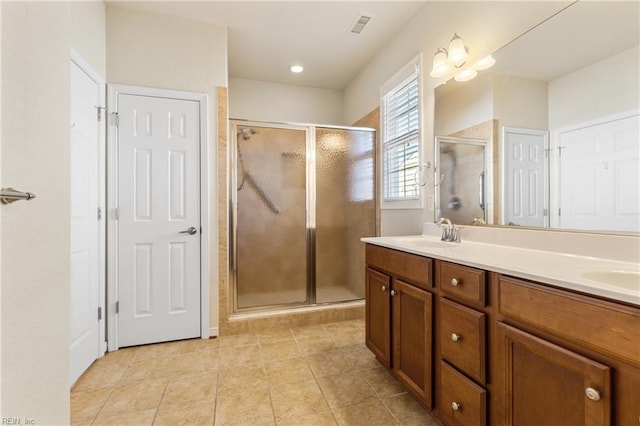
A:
[70,0,106,77]
[1,2,71,423]
[549,45,640,129]
[494,74,548,130]
[435,73,493,136]
[229,78,344,125]
[344,1,570,234]
[106,5,227,334]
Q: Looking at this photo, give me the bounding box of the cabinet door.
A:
[496,322,611,426]
[365,268,391,367]
[392,279,433,408]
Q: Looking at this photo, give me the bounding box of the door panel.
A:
[365,268,391,367]
[70,61,101,385]
[234,125,308,309]
[117,94,201,347]
[496,322,611,426]
[392,279,433,408]
[559,113,639,232]
[503,128,548,227]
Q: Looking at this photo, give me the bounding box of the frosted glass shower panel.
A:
[315,127,375,304]
[235,126,307,309]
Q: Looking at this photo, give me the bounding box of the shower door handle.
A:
[179,226,198,235]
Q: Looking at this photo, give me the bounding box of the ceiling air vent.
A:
[350,13,374,35]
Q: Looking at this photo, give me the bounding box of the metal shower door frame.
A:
[229,120,316,312]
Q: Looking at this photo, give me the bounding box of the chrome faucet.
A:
[437,217,460,242]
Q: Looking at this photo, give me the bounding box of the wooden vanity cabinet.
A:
[495,321,611,426]
[494,275,640,426]
[365,267,391,367]
[365,244,434,408]
[365,244,640,425]
[436,261,489,426]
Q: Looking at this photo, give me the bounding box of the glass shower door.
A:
[315,127,376,304]
[234,124,308,309]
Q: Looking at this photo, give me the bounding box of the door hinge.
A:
[110,112,119,127]
[95,106,106,122]
[543,208,548,216]
[558,208,562,216]
[112,207,119,221]
[98,306,103,321]
[97,207,102,221]
[115,301,119,314]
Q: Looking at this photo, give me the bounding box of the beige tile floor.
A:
[71,319,439,425]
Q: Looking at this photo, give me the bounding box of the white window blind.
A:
[382,71,420,202]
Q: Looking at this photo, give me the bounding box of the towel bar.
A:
[0,187,36,205]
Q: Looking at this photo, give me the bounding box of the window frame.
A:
[380,54,423,210]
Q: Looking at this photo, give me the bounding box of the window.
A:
[381,56,421,207]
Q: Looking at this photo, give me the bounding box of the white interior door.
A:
[502,128,548,227]
[558,112,640,232]
[117,93,201,347]
[70,60,102,384]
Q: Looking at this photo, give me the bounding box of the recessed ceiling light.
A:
[290,65,304,73]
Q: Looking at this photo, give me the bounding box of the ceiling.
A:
[493,0,640,82]
[107,1,426,90]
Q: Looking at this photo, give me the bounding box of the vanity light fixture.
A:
[429,32,496,82]
[290,64,304,73]
[447,33,469,67]
[429,33,469,78]
[473,55,496,71]
[454,68,478,82]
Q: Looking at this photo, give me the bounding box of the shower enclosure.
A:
[231,121,376,312]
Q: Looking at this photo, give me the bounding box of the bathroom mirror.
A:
[435,136,488,225]
[433,1,640,234]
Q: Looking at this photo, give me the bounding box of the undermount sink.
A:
[397,237,458,250]
[581,270,640,292]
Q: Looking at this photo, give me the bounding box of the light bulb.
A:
[430,48,453,78]
[447,33,468,67]
[454,68,478,82]
[290,65,304,73]
[473,55,496,71]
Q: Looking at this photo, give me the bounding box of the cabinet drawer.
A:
[439,261,486,306]
[366,244,432,289]
[499,275,640,367]
[440,298,486,384]
[439,360,487,426]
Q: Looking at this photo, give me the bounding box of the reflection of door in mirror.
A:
[555,111,640,233]
[502,127,549,228]
[436,137,487,225]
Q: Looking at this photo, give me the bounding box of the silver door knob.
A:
[451,278,459,286]
[179,226,198,235]
[451,402,462,411]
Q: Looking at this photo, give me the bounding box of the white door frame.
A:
[107,84,211,351]
[70,49,107,357]
[500,126,549,227]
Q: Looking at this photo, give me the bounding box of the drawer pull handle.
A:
[390,290,396,296]
[381,285,386,292]
[451,333,461,342]
[451,278,460,286]
[451,402,462,411]
[585,387,601,401]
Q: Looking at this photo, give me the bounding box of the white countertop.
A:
[362,234,640,306]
